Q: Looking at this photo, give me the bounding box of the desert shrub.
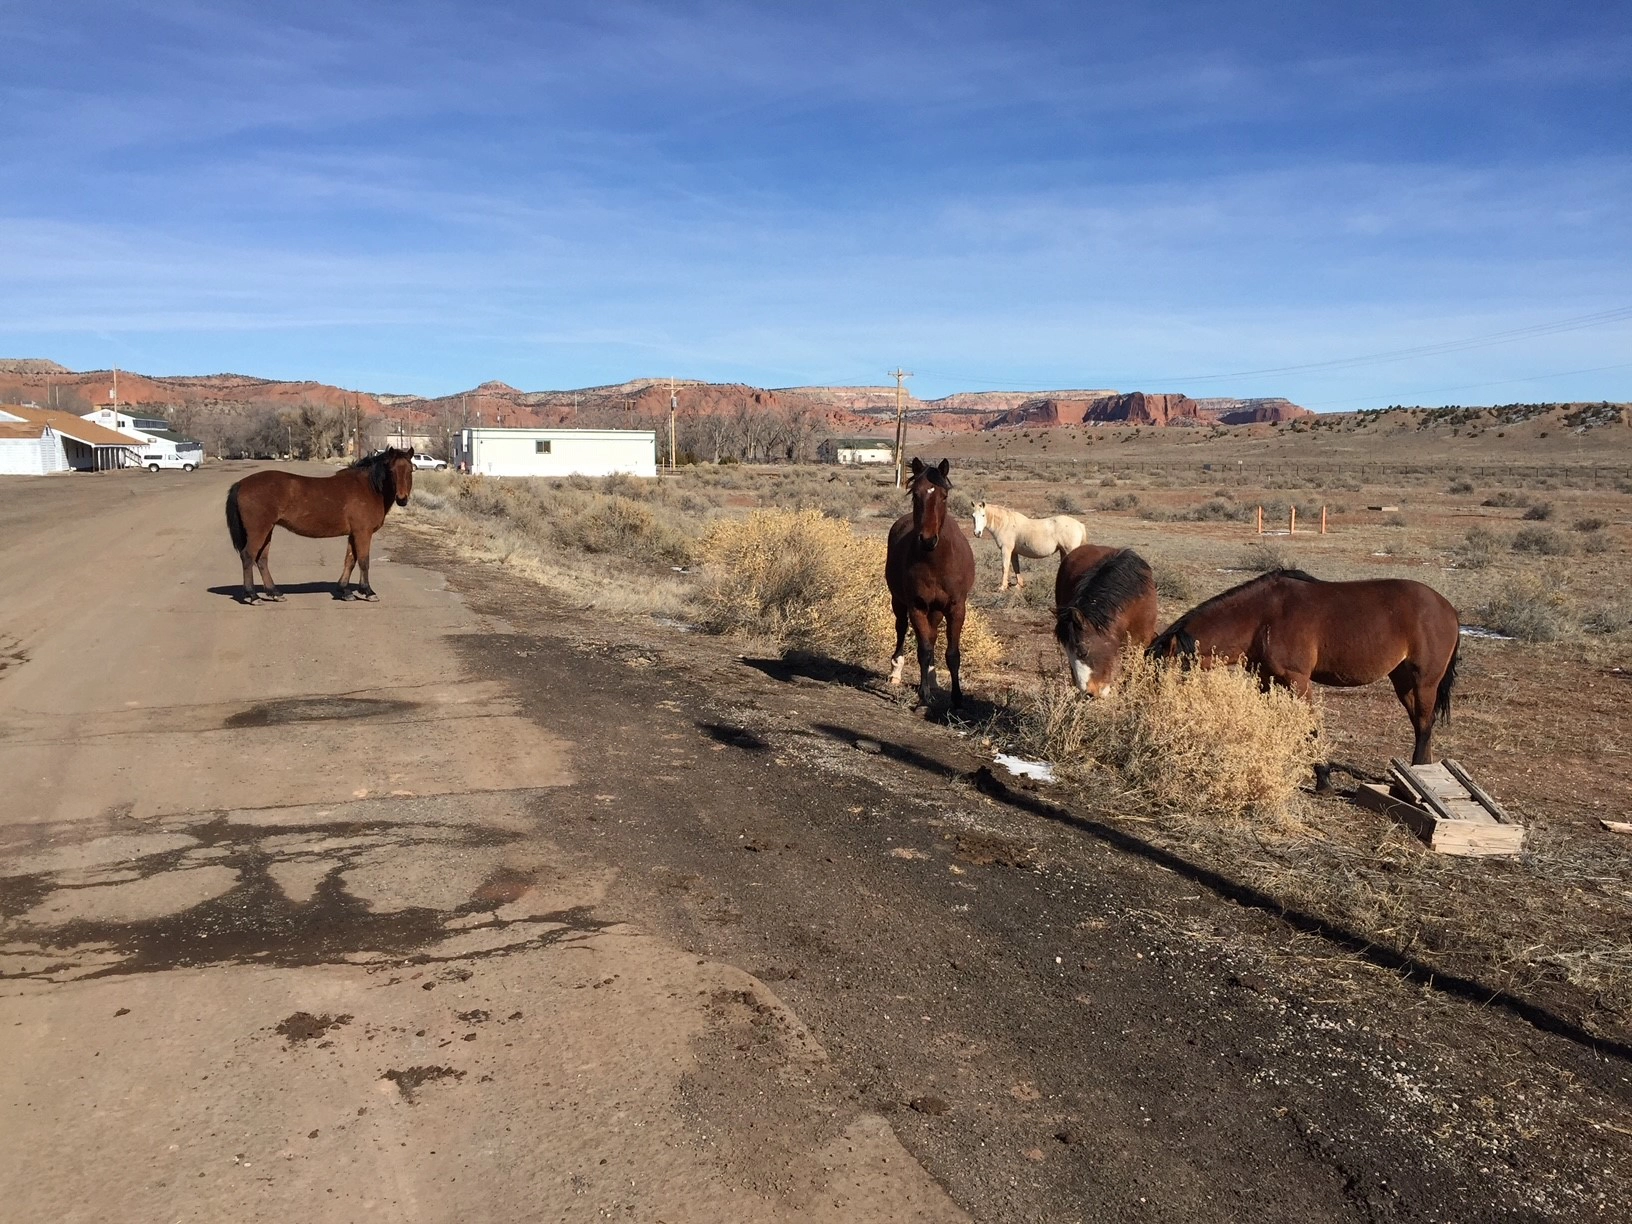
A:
[1047,491,1084,514]
[1382,513,1408,527]
[1511,525,1571,555]
[1154,567,1195,602]
[1521,502,1554,521]
[1448,478,1475,494]
[1450,526,1501,569]
[568,497,692,564]
[1169,497,1248,523]
[1482,490,1531,508]
[695,509,1001,672]
[1239,540,1292,571]
[948,490,975,519]
[1023,651,1323,825]
[1574,517,1606,532]
[1580,599,1632,636]
[1582,533,1611,555]
[1475,577,1567,642]
[1102,493,1140,511]
[1099,475,1119,487]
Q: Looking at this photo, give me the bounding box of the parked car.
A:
[141,452,199,472]
[411,454,449,470]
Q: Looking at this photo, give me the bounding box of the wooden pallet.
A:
[1351,758,1524,857]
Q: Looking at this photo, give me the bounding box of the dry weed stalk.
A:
[1026,650,1325,826]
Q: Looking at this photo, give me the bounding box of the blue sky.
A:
[1,1,1628,406]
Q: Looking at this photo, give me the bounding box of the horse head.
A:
[908,457,952,551]
[388,448,415,507]
[971,500,987,538]
[1054,606,1118,697]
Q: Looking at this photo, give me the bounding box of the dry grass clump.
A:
[1511,524,1571,555]
[1474,575,1569,642]
[1239,540,1292,571]
[1024,651,1324,826]
[695,508,1003,673]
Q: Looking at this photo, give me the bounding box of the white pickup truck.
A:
[140,452,200,472]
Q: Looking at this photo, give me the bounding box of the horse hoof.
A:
[338,589,355,601]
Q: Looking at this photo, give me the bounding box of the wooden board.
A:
[1355,761,1525,857]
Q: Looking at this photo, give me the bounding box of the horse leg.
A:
[337,536,358,600]
[354,530,378,600]
[1276,668,1334,792]
[1390,661,1436,765]
[910,607,939,709]
[1013,552,1024,589]
[889,606,910,685]
[238,545,258,602]
[945,601,967,710]
[254,536,281,601]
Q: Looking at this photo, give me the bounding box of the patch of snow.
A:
[994,753,1056,783]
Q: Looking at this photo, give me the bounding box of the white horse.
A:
[971,502,1090,590]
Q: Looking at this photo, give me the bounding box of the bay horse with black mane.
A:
[1053,544,1158,696]
[225,448,416,603]
[886,458,976,710]
[1148,569,1460,784]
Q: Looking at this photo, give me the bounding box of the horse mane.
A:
[1149,567,1321,657]
[1058,549,1152,635]
[350,448,405,501]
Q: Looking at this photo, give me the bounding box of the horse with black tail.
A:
[886,458,977,711]
[1148,569,1461,787]
[1053,545,1158,696]
[225,448,417,603]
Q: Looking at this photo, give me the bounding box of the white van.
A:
[141,452,200,472]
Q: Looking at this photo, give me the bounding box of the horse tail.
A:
[225,482,248,553]
[1434,637,1460,725]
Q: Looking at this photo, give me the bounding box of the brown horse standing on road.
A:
[886,458,976,710]
[1148,569,1461,782]
[225,448,416,603]
[1053,544,1158,696]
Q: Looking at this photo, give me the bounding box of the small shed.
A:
[818,437,894,465]
[454,427,657,478]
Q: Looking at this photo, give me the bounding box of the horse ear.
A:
[936,458,950,479]
[909,457,924,475]
[1070,608,1088,629]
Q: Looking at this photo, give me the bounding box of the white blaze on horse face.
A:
[1069,654,1093,693]
[972,504,986,537]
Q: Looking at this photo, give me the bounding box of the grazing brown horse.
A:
[225,448,416,603]
[1053,545,1158,696]
[886,458,977,710]
[1148,569,1461,781]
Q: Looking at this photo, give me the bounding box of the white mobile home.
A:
[454,427,657,478]
[817,437,894,465]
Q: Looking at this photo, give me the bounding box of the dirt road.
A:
[3,468,1631,1223]
[0,466,963,1223]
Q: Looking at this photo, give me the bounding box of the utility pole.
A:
[669,377,678,471]
[889,368,912,488]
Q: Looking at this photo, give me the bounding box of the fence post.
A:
[1290,505,1296,534]
[1321,505,1327,534]
[1257,505,1263,534]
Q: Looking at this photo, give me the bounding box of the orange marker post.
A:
[1321,505,1327,534]
[1256,505,1263,534]
[1290,505,1297,534]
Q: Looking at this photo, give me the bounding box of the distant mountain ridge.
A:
[0,360,1310,433]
